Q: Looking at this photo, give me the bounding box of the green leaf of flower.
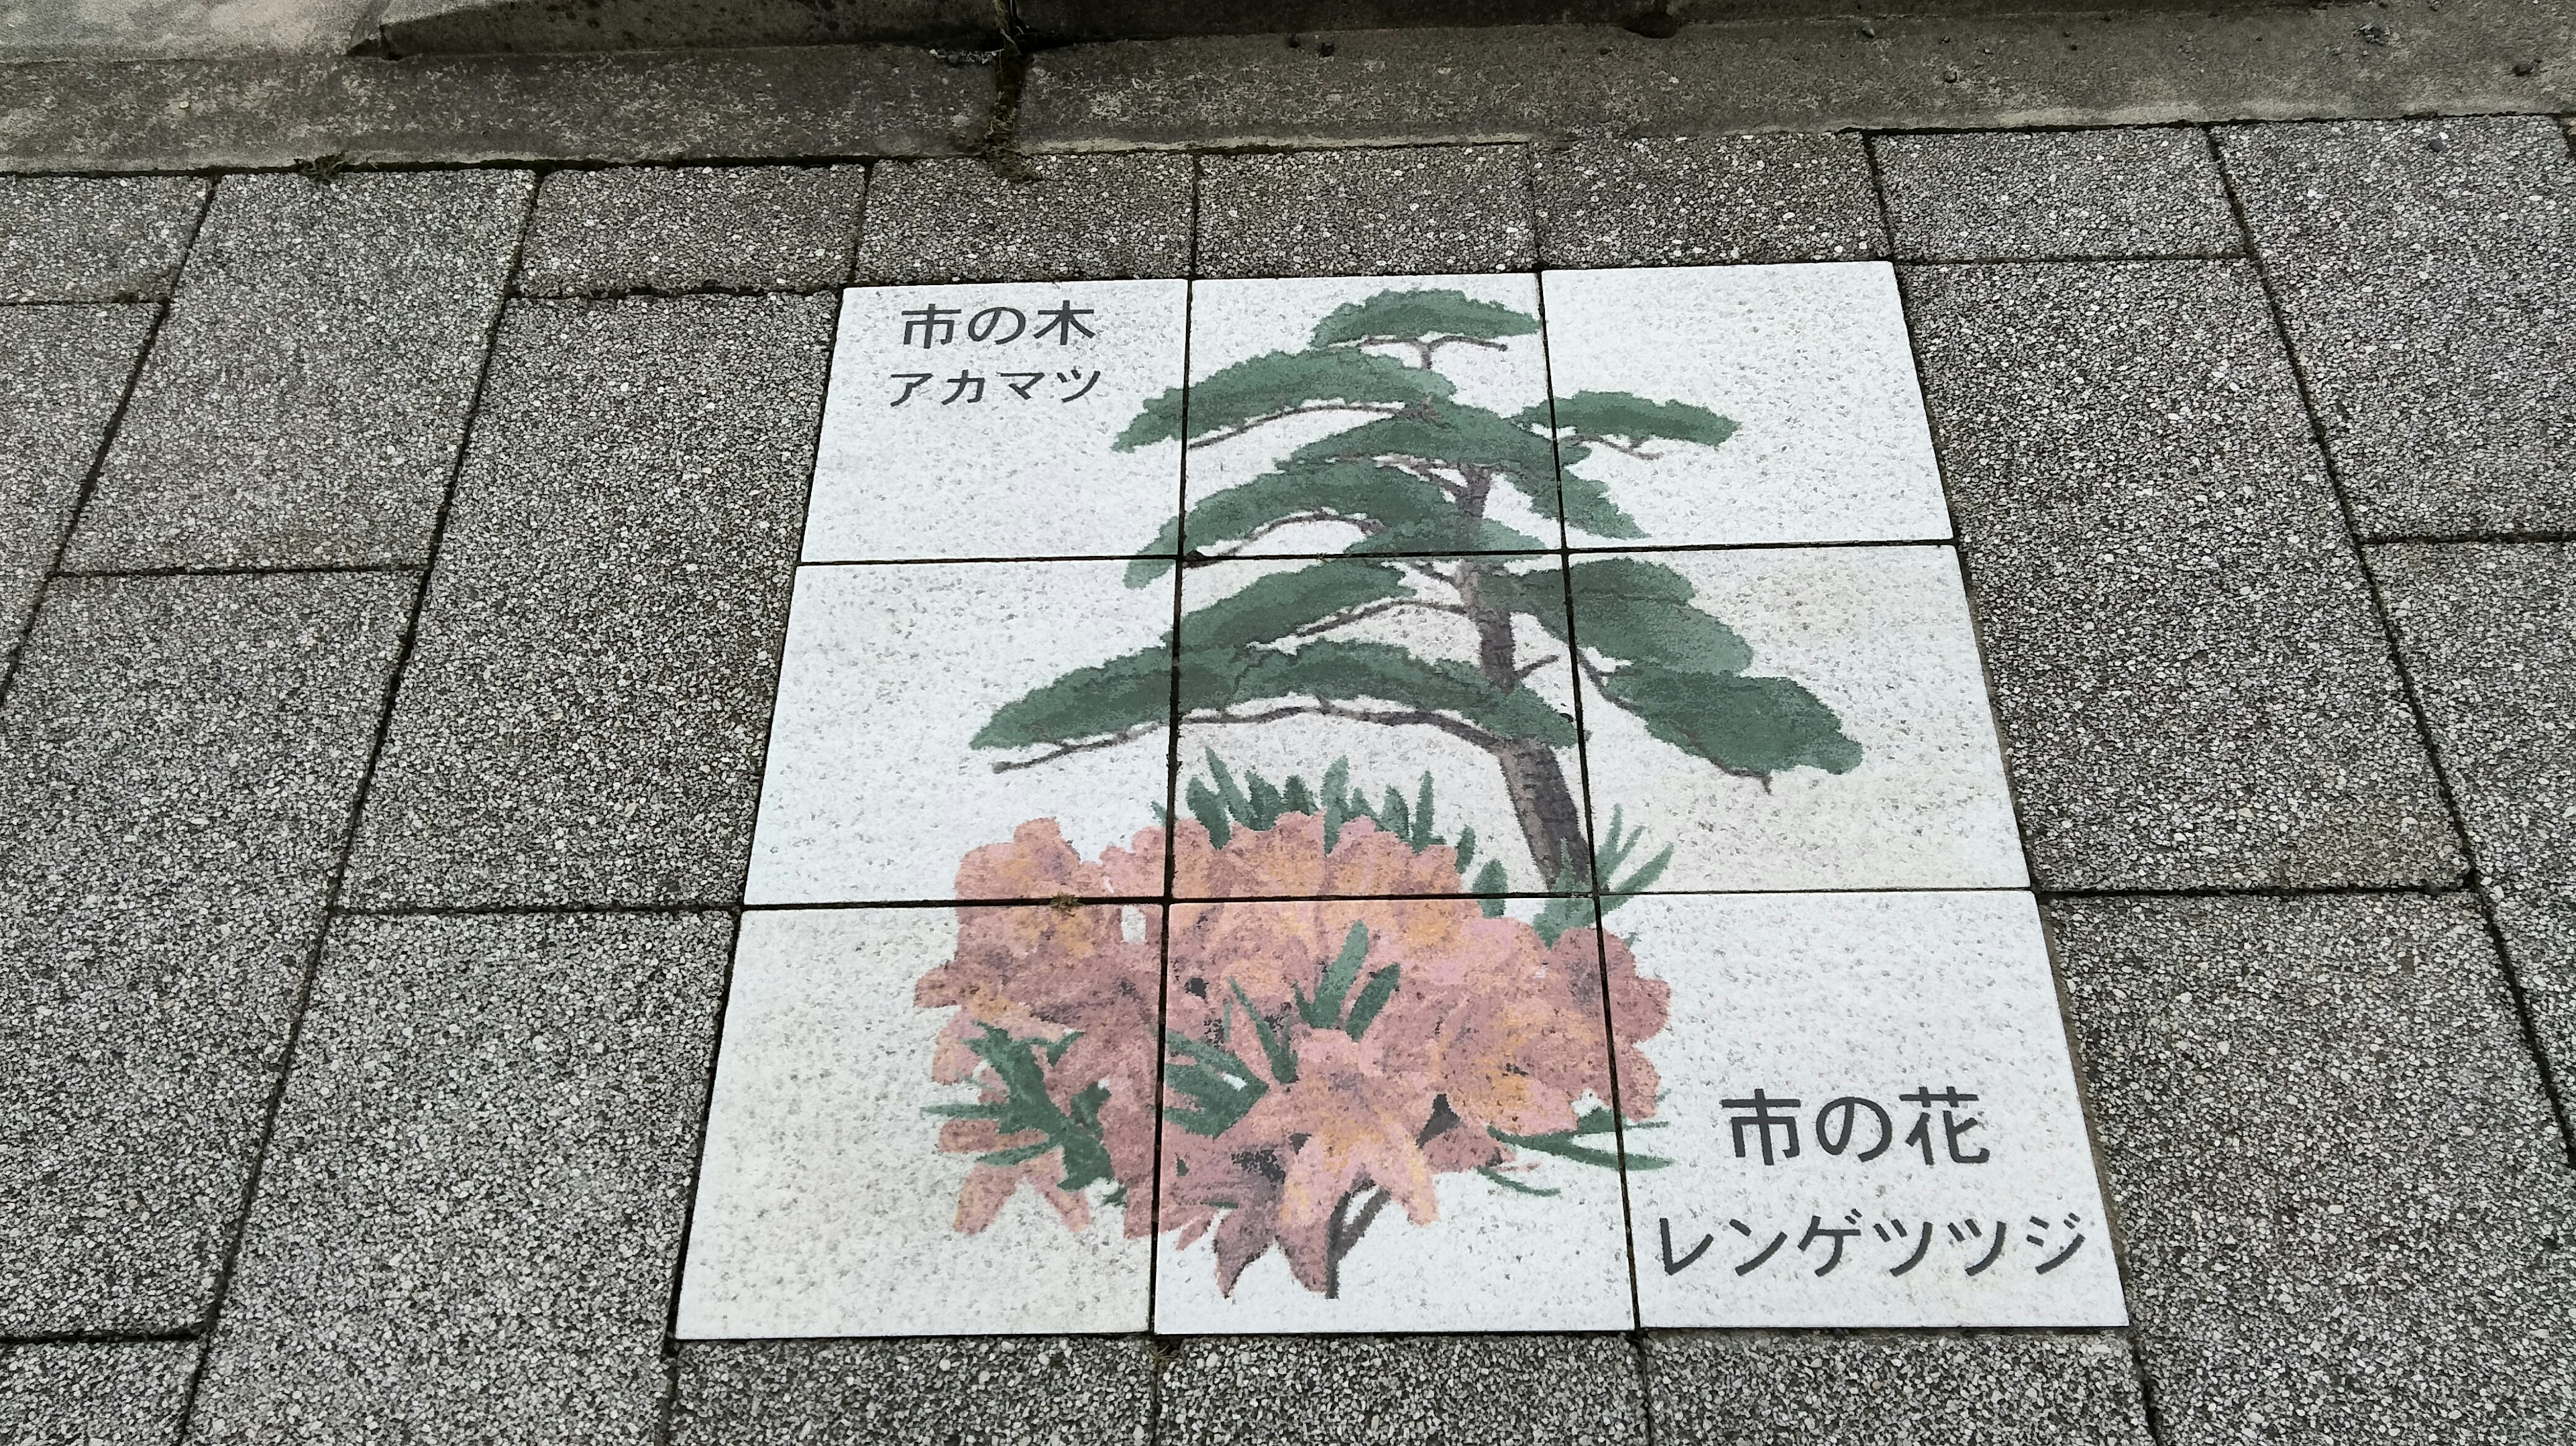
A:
[1342,965,1402,1040]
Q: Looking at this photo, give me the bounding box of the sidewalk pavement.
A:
[1,56,2573,1446]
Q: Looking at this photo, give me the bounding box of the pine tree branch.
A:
[1285,598,1470,639]
[1195,512,1384,561]
[989,720,1165,772]
[1189,403,1407,449]
[1186,700,1506,750]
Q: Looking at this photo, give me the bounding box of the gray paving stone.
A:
[858,152,1194,282]
[1907,260,2460,890]
[1876,127,2240,261]
[2218,117,2576,538]
[2490,879,2576,1099]
[1197,146,1533,278]
[187,911,728,1446]
[0,174,206,302]
[0,572,410,1334]
[0,1340,200,1446]
[1157,1335,1646,1445]
[0,304,150,677]
[61,169,532,571]
[2374,543,2576,882]
[1532,133,1884,268]
[2051,893,2576,1446]
[670,1338,1153,1446]
[1644,1332,2151,1446]
[520,163,867,296]
[342,294,831,909]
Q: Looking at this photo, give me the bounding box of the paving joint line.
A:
[53,561,420,579]
[2210,134,2576,1166]
[652,285,847,1439]
[1871,146,2160,1404]
[169,174,542,1437]
[1142,219,1195,1341]
[0,180,203,712]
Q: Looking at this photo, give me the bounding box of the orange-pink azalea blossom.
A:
[914,811,1669,1297]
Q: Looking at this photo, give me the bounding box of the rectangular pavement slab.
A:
[2052,893,2576,1446]
[1533,134,1884,269]
[0,571,409,1334]
[671,1337,1155,1445]
[0,1340,201,1446]
[62,169,531,571]
[0,174,207,302]
[518,163,867,297]
[2218,117,2576,539]
[1875,127,2241,262]
[343,293,834,909]
[1159,1335,1648,1445]
[1907,259,2462,891]
[186,911,729,1445]
[857,154,1196,284]
[0,303,151,678]
[1642,1332,2152,1446]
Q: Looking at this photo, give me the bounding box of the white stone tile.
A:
[1173,554,1589,897]
[1179,275,1561,559]
[743,561,1174,905]
[1150,898,1638,1333]
[677,907,1156,1337]
[802,280,1188,562]
[1539,264,1951,546]
[1574,545,2027,893]
[1613,891,2126,1328]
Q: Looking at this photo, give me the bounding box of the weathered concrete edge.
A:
[1022,13,2576,149]
[2,13,2568,172]
[0,46,991,172]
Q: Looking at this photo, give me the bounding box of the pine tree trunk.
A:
[1454,551,1588,882]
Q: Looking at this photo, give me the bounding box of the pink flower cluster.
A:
[912,812,1669,1296]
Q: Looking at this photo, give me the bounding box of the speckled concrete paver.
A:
[2219,116,2576,538]
[1876,127,2240,260]
[0,1340,201,1446]
[2055,893,2576,1445]
[859,153,1195,282]
[0,304,150,675]
[519,164,867,296]
[1161,1335,1648,1445]
[1,573,409,1334]
[61,170,531,570]
[1907,260,2461,891]
[1534,134,1885,267]
[672,1338,1155,1445]
[1197,146,1534,277]
[187,911,727,1444]
[341,293,833,910]
[1643,1333,2152,1446]
[0,174,206,302]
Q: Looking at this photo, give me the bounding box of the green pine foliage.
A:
[977,286,1863,885]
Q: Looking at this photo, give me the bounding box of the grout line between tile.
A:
[1535,266,1648,1335]
[170,174,542,1437]
[1144,264,1197,1334]
[2210,137,2576,1166]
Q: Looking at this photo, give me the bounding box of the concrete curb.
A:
[1,7,2566,172]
